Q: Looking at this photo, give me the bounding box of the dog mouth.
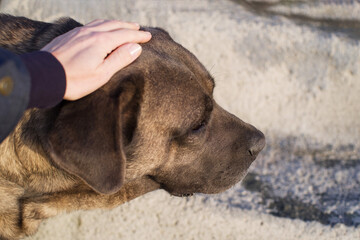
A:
[170,192,194,197]
[147,175,195,198]
[165,189,195,198]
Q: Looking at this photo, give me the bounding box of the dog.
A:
[0,14,265,239]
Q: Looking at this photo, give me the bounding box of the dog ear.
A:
[44,75,143,194]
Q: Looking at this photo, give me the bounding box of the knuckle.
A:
[93,33,106,43]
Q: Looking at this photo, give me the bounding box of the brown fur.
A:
[0,15,265,239]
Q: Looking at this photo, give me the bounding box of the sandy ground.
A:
[242,0,360,20]
[1,0,359,239]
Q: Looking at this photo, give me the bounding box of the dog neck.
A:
[0,110,78,193]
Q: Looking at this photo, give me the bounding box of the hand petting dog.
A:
[42,19,152,100]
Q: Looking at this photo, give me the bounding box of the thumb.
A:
[103,43,142,77]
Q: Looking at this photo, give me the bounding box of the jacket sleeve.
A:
[0,49,66,142]
[0,48,31,142]
[20,51,66,109]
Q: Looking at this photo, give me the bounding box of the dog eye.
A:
[191,121,206,133]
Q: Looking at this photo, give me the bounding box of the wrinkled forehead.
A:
[140,27,215,94]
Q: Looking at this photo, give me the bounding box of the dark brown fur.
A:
[0,14,265,239]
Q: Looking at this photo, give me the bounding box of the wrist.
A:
[20,51,66,109]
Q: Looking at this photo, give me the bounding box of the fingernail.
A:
[131,22,140,28]
[129,43,142,55]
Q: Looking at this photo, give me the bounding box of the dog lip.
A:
[167,191,195,198]
[172,193,194,198]
[147,175,195,197]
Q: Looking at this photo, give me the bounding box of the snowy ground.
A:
[1,0,359,239]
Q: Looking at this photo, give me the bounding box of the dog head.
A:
[36,27,265,196]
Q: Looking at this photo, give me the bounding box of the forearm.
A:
[0,49,66,143]
[0,48,30,142]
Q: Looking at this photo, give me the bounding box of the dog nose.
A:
[248,131,265,157]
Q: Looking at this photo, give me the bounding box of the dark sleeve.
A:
[0,48,30,142]
[20,51,66,109]
[0,49,66,143]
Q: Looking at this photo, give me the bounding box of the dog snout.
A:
[248,130,265,157]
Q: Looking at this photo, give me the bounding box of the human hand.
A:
[41,19,151,100]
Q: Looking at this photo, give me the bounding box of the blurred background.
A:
[1,0,359,239]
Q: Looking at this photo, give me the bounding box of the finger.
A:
[98,29,151,57]
[102,42,142,78]
[85,19,140,31]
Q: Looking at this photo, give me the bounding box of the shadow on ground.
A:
[242,172,360,226]
[230,0,360,40]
